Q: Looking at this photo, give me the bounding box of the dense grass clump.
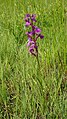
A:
[0,0,67,119]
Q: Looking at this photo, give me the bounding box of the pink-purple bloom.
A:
[24,14,44,56]
[27,38,34,47]
[35,27,41,34]
[25,22,30,27]
[31,14,36,22]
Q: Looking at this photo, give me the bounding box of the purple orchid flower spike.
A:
[24,14,44,57]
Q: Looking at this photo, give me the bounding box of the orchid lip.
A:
[25,22,30,27]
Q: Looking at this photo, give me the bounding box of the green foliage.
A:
[0,0,67,119]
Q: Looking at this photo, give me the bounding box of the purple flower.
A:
[32,14,36,18]
[35,27,41,34]
[26,31,33,37]
[27,38,34,47]
[39,34,44,39]
[29,43,38,56]
[26,14,30,17]
[24,14,44,57]
[31,14,36,22]
[25,22,30,27]
[28,37,32,41]
[24,14,30,22]
[32,25,36,29]
[26,31,35,38]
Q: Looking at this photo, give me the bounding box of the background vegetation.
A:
[0,0,67,119]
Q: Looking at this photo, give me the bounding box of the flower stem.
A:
[36,54,43,90]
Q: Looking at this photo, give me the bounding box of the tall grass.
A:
[0,0,67,119]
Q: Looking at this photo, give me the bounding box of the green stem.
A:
[36,54,43,90]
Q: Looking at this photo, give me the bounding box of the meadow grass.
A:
[0,0,67,119]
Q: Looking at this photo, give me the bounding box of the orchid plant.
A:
[24,14,44,57]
